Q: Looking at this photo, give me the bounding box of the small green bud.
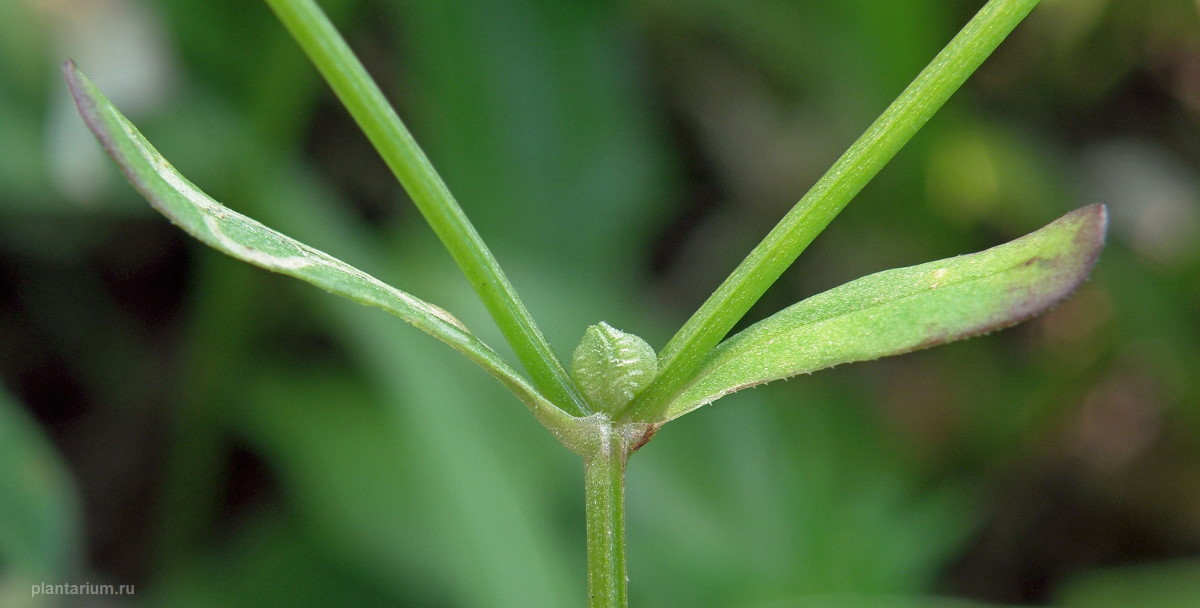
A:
[571,322,658,416]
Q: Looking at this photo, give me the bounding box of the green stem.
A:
[621,0,1041,423]
[583,421,630,608]
[262,0,589,416]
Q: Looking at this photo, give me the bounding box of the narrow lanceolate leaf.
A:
[661,205,1107,422]
[63,62,575,434]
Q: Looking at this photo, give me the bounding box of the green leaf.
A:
[571,323,658,416]
[620,0,1043,423]
[661,204,1107,422]
[63,61,577,436]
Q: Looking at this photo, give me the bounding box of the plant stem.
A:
[583,421,630,608]
[262,0,589,417]
[621,0,1041,423]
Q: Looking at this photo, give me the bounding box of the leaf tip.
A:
[63,61,83,103]
[1075,202,1109,267]
[62,60,88,106]
[943,203,1109,344]
[1043,202,1108,293]
[62,61,112,163]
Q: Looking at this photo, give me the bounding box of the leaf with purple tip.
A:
[661,205,1107,422]
[63,61,579,435]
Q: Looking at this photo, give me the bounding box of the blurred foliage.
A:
[1,0,1198,606]
[0,386,80,608]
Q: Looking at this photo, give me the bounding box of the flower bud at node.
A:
[570,322,658,416]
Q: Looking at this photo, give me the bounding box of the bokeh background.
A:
[2,0,1199,606]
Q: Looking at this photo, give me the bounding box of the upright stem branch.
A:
[262,0,589,416]
[583,421,630,608]
[620,0,1041,423]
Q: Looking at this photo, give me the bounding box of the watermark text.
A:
[31,582,135,597]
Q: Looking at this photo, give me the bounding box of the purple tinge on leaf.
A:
[661,204,1108,422]
[62,60,585,440]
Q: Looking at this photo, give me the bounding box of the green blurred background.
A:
[2,0,1199,606]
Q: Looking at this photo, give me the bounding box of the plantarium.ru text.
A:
[65,0,1105,606]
